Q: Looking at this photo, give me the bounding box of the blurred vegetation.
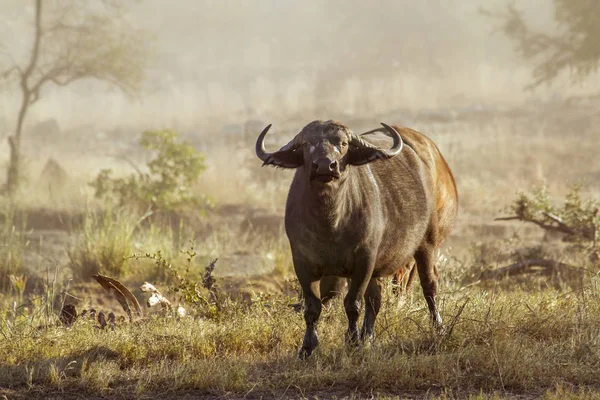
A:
[133,242,225,319]
[90,130,208,211]
[503,183,598,249]
[0,0,150,195]
[66,206,148,280]
[460,183,600,291]
[486,0,600,88]
[0,209,29,292]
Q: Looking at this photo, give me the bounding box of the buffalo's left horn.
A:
[349,123,403,158]
[379,123,403,157]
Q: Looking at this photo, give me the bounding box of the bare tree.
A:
[485,0,600,89]
[0,0,149,195]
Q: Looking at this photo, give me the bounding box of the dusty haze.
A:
[0,0,597,136]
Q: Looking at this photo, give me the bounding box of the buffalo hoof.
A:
[345,329,360,346]
[432,311,444,334]
[298,330,319,359]
[360,330,374,344]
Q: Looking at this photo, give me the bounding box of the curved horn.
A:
[379,123,403,157]
[255,124,304,168]
[349,123,403,158]
[255,124,273,162]
[347,123,403,165]
[349,132,377,149]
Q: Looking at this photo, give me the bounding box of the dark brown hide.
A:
[256,120,457,358]
[321,125,458,298]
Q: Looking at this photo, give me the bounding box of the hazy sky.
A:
[0,0,596,134]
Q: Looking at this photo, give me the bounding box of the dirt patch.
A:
[0,208,84,231]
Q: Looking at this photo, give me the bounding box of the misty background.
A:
[1,0,597,137]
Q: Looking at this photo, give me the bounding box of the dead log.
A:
[479,258,579,280]
[495,210,596,242]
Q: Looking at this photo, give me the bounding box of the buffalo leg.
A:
[298,279,322,358]
[360,277,382,342]
[414,246,443,327]
[344,253,375,344]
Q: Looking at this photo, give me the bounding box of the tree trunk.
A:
[6,136,20,196]
[5,0,42,196]
[6,94,29,196]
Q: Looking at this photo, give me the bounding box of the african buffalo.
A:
[255,120,458,358]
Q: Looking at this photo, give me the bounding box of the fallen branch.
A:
[494,214,579,237]
[495,209,596,242]
[479,258,579,280]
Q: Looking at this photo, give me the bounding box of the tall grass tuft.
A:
[0,207,29,292]
[66,204,152,280]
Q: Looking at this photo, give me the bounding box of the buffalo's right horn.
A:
[255,125,304,168]
[255,124,274,163]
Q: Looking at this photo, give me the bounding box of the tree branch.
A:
[479,258,579,280]
[494,214,572,235]
[495,211,591,240]
[0,65,21,80]
[484,1,600,88]
[112,154,145,177]
[22,0,43,84]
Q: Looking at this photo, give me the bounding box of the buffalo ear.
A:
[262,149,304,168]
[347,147,383,166]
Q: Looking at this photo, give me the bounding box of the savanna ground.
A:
[1,97,600,399]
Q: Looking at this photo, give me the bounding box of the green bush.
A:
[90,129,207,211]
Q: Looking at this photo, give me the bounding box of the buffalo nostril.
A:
[313,158,337,174]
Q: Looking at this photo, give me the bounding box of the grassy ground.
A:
[3,281,600,399]
[1,104,600,398]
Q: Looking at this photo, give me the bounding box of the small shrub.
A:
[133,241,224,317]
[507,183,599,244]
[90,129,208,211]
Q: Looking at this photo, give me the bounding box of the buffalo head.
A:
[255,120,403,185]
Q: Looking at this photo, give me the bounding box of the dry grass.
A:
[0,106,599,398]
[2,279,600,398]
